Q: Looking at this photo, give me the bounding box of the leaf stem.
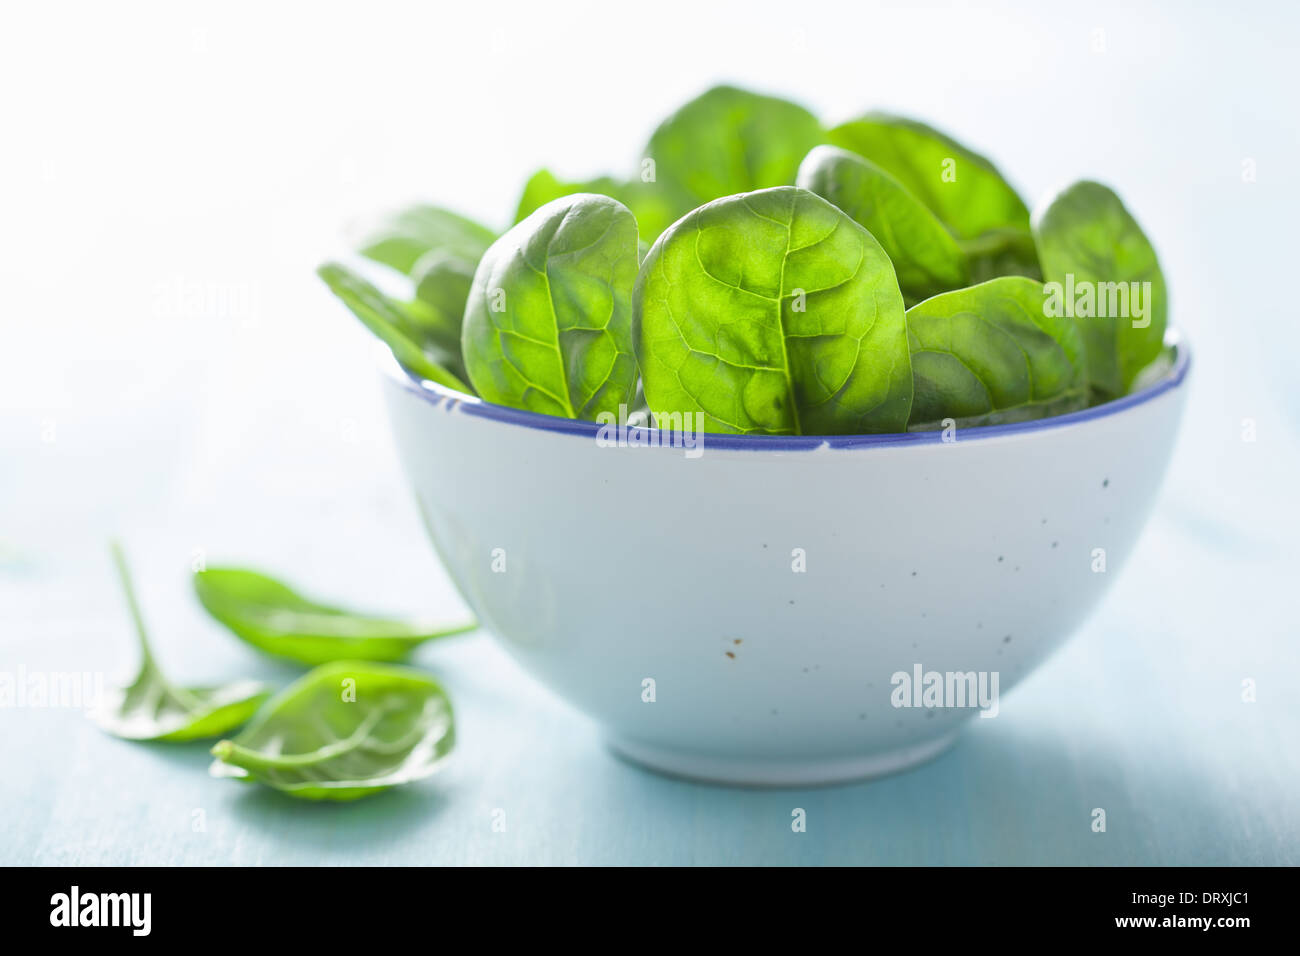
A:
[109,539,156,669]
[211,708,388,771]
[108,540,203,711]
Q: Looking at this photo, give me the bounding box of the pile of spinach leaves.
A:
[320,84,1169,434]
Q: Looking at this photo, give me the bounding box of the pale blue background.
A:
[2,0,1297,865]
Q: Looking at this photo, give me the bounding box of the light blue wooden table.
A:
[3,394,1297,865]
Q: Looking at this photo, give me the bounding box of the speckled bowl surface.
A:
[380,337,1190,785]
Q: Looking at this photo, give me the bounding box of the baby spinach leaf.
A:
[514,168,680,242]
[407,250,476,380]
[321,88,1172,437]
[960,227,1043,284]
[646,85,824,215]
[634,186,913,435]
[194,567,476,666]
[515,169,627,223]
[357,204,496,276]
[462,193,640,420]
[828,114,1039,280]
[904,276,1089,431]
[828,113,1030,240]
[797,145,968,305]
[317,262,472,393]
[965,237,1040,281]
[209,661,454,801]
[1033,180,1168,399]
[97,542,269,742]
[349,204,494,378]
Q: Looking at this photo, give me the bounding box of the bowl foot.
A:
[606,730,960,787]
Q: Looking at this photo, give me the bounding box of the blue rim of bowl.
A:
[381,333,1191,451]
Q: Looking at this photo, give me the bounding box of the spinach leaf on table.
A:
[356,204,496,276]
[634,186,913,435]
[828,113,1040,281]
[96,542,269,742]
[209,661,454,800]
[462,193,641,420]
[905,276,1089,431]
[317,262,472,393]
[646,85,824,219]
[194,567,476,666]
[797,145,969,305]
[1033,180,1168,400]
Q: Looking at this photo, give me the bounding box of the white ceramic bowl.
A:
[380,339,1190,786]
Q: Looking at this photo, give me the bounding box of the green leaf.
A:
[317,262,472,393]
[828,114,1039,280]
[96,542,269,742]
[350,205,494,379]
[357,204,496,276]
[797,145,969,305]
[209,661,454,801]
[514,87,823,246]
[514,168,681,244]
[960,227,1043,284]
[646,85,824,213]
[904,276,1089,431]
[408,250,476,380]
[462,193,640,420]
[1033,180,1168,399]
[514,169,626,223]
[634,186,913,435]
[622,183,683,244]
[194,567,475,666]
[828,113,1030,239]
